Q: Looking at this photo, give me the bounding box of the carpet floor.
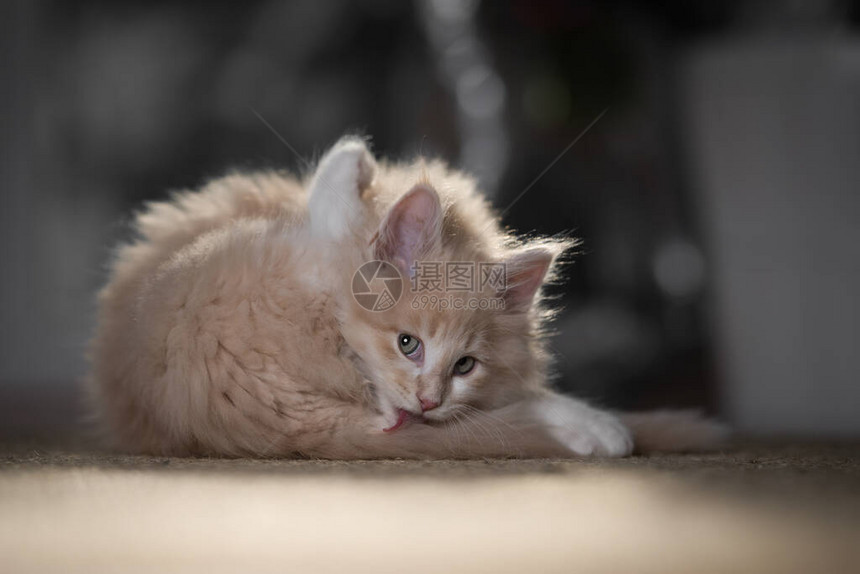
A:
[1,439,858,573]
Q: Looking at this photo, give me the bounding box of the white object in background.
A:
[685,37,860,436]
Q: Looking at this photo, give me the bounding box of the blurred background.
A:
[1,0,858,442]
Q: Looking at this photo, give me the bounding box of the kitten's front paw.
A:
[538,397,633,457]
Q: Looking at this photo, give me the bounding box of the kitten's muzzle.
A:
[418,396,440,412]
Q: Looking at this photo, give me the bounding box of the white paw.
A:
[308,137,376,240]
[538,396,634,457]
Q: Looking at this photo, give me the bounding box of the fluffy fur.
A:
[88,137,726,458]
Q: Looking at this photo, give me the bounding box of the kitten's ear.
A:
[374,184,442,276]
[308,136,376,240]
[501,247,557,310]
[311,136,376,195]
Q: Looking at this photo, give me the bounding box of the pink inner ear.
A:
[503,249,554,307]
[375,184,441,275]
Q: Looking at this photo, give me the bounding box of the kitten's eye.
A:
[398,334,421,357]
[453,356,476,376]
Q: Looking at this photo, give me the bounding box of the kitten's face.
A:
[340,182,559,430]
[346,288,530,427]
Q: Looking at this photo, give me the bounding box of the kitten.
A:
[87,136,725,458]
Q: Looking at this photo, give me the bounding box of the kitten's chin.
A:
[420,408,456,424]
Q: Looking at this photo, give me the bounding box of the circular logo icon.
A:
[352,260,403,312]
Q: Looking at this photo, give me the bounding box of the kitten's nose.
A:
[418,395,439,412]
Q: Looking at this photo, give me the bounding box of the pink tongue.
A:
[383,409,409,433]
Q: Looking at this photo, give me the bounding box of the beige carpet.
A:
[1,440,858,573]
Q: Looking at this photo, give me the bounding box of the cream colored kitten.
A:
[88,136,724,458]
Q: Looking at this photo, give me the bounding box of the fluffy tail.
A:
[619,410,730,454]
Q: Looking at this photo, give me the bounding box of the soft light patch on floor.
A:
[0,467,856,573]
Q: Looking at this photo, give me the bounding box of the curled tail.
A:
[619,410,730,454]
